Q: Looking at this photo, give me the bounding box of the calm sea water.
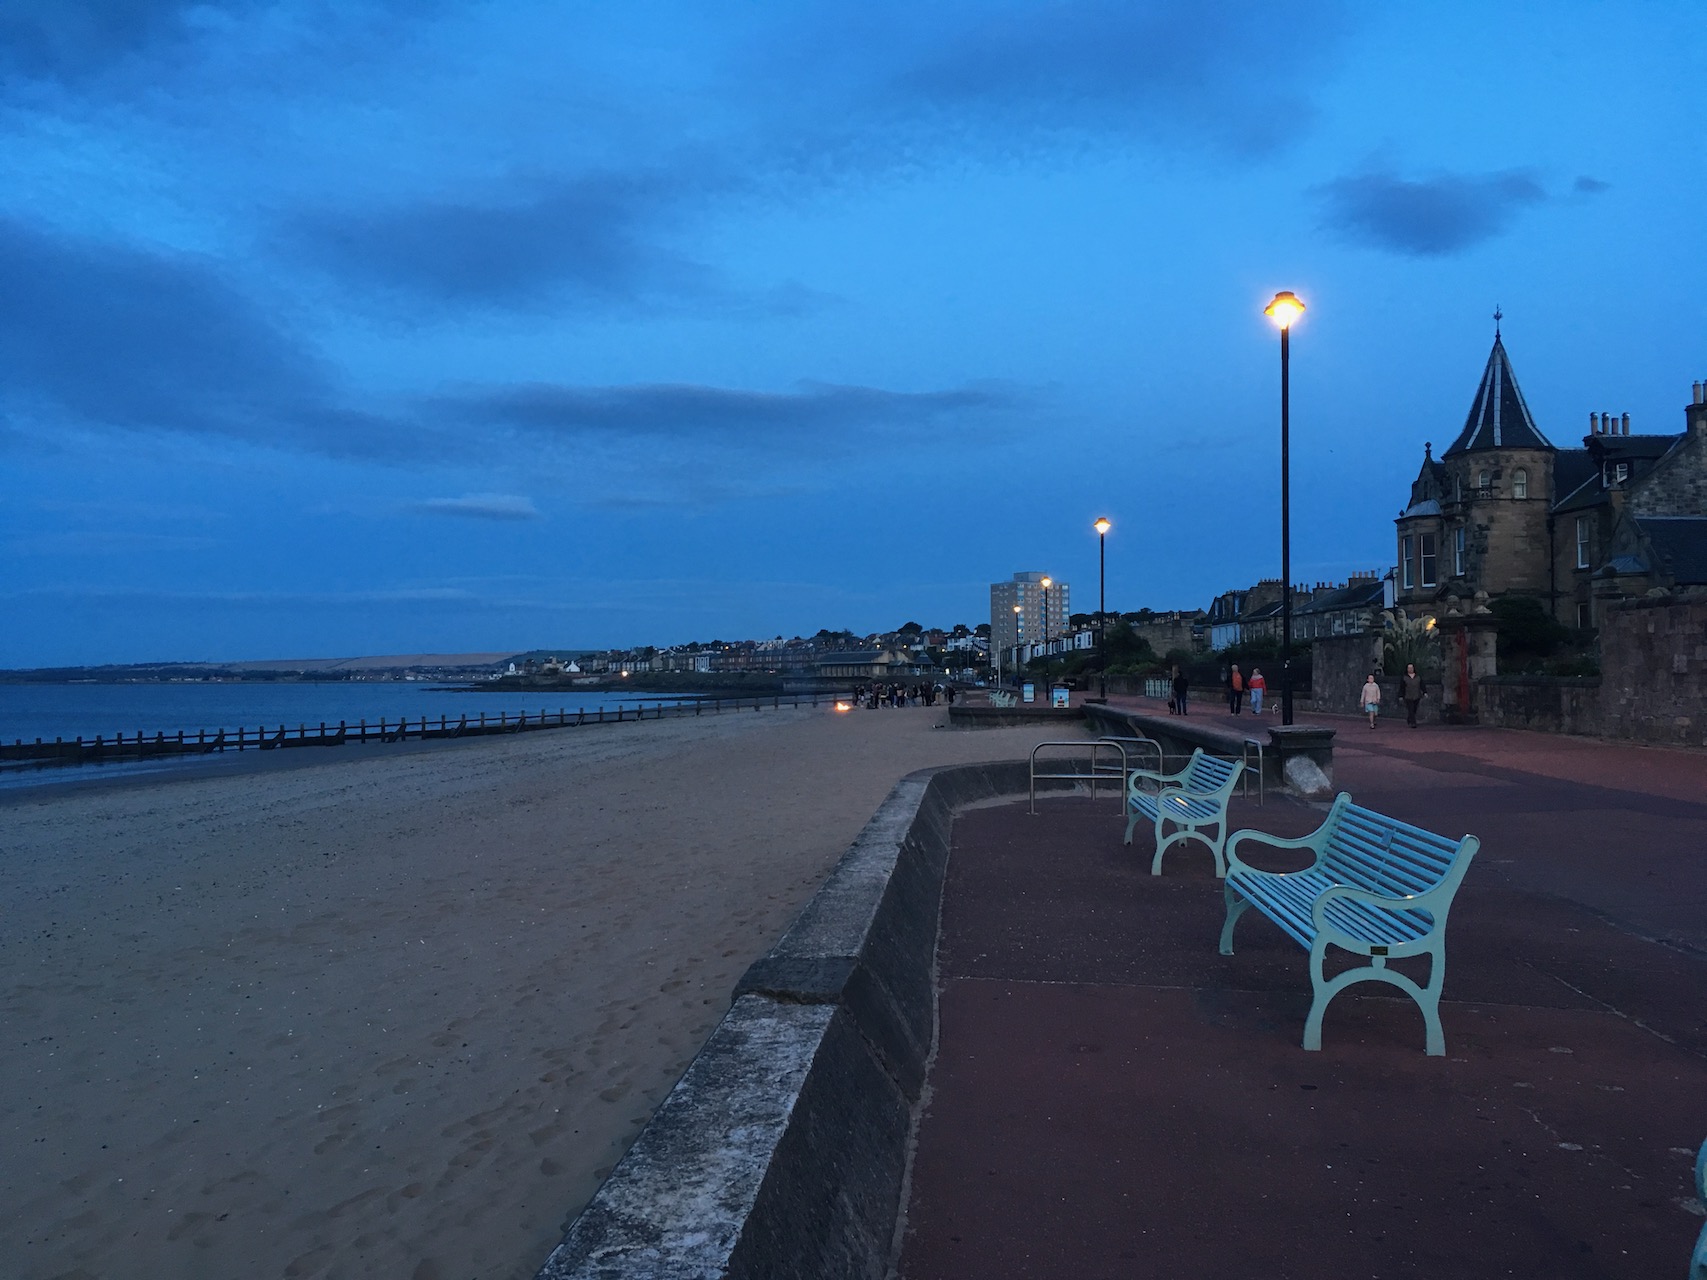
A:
[0,682,699,745]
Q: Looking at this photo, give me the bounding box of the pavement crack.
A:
[1525,960,1707,1061]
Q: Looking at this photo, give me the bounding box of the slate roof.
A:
[1552,448,1598,502]
[1640,516,1707,585]
[1296,580,1385,615]
[1552,434,1687,515]
[1443,335,1553,456]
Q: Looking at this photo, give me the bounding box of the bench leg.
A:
[1304,944,1447,1056]
[1218,886,1248,955]
[1153,819,1228,878]
[1204,818,1228,879]
[1123,805,1141,846]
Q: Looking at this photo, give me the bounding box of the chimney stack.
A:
[1694,380,1704,405]
[1621,412,1630,435]
[1589,411,1599,434]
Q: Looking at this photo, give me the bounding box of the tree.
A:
[896,621,923,636]
[1489,596,1569,670]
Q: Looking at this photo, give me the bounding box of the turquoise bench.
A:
[1124,748,1242,877]
[1218,792,1480,1056]
[1693,1139,1707,1279]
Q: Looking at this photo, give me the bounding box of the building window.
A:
[1513,468,1528,499]
[1575,516,1591,569]
[1401,535,1414,589]
[1577,602,1590,629]
[1453,526,1465,576]
[1453,475,1462,502]
[1420,533,1437,587]
[1478,469,1490,490]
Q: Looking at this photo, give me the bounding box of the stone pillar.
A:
[1267,725,1336,797]
[1437,606,1498,724]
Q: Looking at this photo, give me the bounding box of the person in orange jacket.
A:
[1227,663,1245,714]
[1248,668,1267,715]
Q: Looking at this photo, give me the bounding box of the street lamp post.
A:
[1012,603,1023,689]
[1264,290,1305,726]
[1094,518,1111,698]
[1040,576,1053,699]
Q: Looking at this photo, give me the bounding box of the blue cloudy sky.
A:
[2,0,1703,665]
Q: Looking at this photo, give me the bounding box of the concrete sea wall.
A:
[533,760,1074,1280]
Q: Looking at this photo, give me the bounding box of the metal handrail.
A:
[1029,740,1131,814]
[1241,738,1266,806]
[1099,734,1162,779]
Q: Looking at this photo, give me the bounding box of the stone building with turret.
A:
[1394,332,1707,628]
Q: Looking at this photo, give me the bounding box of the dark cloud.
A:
[286,1,1351,314]
[753,0,1352,161]
[0,217,1016,468]
[1573,175,1611,194]
[1312,168,1547,256]
[288,173,718,310]
[0,218,432,459]
[406,494,541,521]
[0,0,260,83]
[0,216,324,434]
[425,380,1018,447]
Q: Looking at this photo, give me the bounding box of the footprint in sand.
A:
[284,1243,336,1277]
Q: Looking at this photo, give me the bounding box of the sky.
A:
[2,0,1704,666]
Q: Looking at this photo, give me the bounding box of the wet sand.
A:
[1,702,1085,1280]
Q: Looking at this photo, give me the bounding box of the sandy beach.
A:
[1,703,1085,1280]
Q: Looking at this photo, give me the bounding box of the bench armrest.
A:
[1224,792,1353,878]
[1128,765,1184,785]
[1224,826,1327,877]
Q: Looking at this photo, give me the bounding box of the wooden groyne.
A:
[0,694,832,770]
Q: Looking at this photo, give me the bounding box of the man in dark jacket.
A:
[1401,663,1426,727]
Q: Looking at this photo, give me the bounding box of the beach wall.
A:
[533,759,1072,1280]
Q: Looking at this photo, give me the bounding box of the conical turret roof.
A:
[1442,334,1552,456]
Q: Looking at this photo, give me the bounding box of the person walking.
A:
[1171,665,1190,716]
[1401,663,1425,727]
[1227,663,1244,714]
[1361,671,1383,729]
[1248,668,1266,715]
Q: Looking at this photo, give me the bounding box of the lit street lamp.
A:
[1093,517,1111,698]
[1264,290,1305,726]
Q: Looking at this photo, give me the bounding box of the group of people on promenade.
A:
[853,682,954,710]
[1167,661,1428,726]
[1168,664,1267,717]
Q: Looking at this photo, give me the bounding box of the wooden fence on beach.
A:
[0,694,834,770]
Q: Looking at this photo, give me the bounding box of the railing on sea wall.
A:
[0,694,828,769]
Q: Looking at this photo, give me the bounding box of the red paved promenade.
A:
[897,703,1707,1279]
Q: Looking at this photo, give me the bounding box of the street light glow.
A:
[1094,517,1111,535]
[1264,290,1305,329]
[1040,576,1052,588]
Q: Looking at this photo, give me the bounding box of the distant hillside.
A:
[0,653,519,682]
[229,653,518,673]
